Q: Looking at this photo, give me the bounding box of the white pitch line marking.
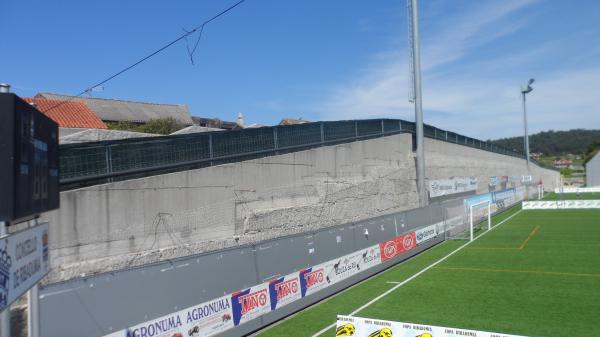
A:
[310,209,523,337]
[386,281,401,284]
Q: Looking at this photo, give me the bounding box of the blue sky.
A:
[1,0,599,138]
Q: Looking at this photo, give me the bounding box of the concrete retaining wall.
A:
[41,133,559,283]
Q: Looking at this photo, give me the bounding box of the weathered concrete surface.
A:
[41,134,558,283]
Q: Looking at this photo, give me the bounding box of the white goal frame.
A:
[469,200,491,241]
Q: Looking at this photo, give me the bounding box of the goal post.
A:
[469,199,491,241]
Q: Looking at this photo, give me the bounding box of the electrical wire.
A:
[42,0,247,113]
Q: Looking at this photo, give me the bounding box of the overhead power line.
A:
[43,0,246,113]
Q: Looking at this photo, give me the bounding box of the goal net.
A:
[447,199,491,241]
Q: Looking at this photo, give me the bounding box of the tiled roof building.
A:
[24,97,107,129]
[36,92,193,125]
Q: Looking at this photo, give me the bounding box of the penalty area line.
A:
[310,208,523,337]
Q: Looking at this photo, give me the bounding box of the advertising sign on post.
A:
[0,222,49,313]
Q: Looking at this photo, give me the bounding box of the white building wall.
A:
[586,153,600,187]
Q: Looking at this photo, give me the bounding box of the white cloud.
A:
[313,0,600,138]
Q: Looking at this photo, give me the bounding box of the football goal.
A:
[468,200,491,241]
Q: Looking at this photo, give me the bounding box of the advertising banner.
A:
[414,225,438,244]
[336,315,530,337]
[320,244,382,286]
[428,177,477,198]
[299,264,329,297]
[105,295,234,337]
[522,200,600,209]
[0,222,49,312]
[231,283,271,326]
[268,272,301,311]
[554,186,600,193]
[489,176,499,186]
[521,175,533,183]
[103,226,433,337]
[492,188,515,210]
[379,232,416,263]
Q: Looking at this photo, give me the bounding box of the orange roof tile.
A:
[23,98,107,129]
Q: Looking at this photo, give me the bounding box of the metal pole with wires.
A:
[408,0,427,206]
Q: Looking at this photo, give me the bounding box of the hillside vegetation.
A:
[491,129,600,156]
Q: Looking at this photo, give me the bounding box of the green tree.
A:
[560,167,574,177]
[106,120,139,132]
[106,118,184,135]
[491,129,600,156]
[584,140,600,164]
[136,118,184,135]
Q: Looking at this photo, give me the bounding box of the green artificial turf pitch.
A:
[254,206,600,337]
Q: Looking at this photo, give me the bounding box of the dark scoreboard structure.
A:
[0,93,59,224]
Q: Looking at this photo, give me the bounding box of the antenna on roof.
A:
[85,86,104,97]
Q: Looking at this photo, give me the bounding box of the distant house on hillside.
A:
[554,159,573,169]
[24,97,108,137]
[530,152,543,160]
[35,92,193,125]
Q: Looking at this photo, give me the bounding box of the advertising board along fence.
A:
[522,200,600,210]
[38,194,514,337]
[554,186,600,194]
[336,315,530,337]
[103,228,431,337]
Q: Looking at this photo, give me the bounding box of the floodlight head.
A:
[521,78,534,94]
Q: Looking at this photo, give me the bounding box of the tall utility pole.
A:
[521,78,534,169]
[408,0,427,206]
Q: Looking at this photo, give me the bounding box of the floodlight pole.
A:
[521,92,530,168]
[521,78,534,170]
[410,0,427,207]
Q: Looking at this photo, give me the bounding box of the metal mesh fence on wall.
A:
[60,119,532,188]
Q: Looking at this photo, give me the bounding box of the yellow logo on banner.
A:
[416,333,433,337]
[336,323,356,336]
[368,327,393,337]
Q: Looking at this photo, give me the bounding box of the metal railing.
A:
[59,119,539,188]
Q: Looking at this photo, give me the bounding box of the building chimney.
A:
[0,83,10,93]
[237,112,244,128]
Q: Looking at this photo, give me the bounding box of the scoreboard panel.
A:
[0,93,59,224]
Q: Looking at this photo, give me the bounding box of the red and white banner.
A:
[336,315,530,337]
[379,232,416,263]
[230,283,271,326]
[268,272,302,311]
